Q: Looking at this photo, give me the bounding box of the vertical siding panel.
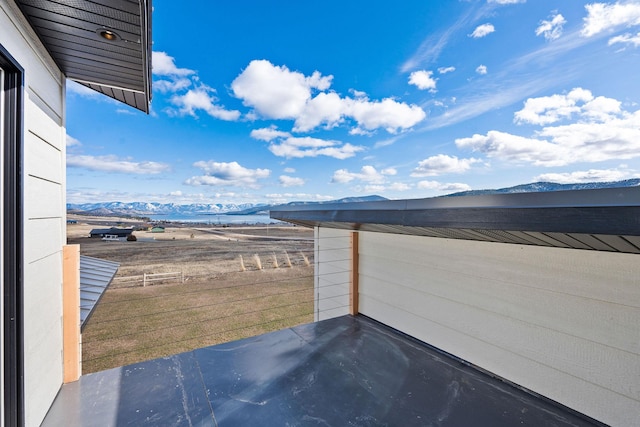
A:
[316,228,351,320]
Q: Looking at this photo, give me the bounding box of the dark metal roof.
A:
[271,187,640,254]
[16,0,152,113]
[80,255,119,329]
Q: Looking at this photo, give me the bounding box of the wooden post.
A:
[63,244,81,382]
[350,232,359,316]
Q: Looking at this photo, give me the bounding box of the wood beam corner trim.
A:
[350,232,359,316]
[62,244,81,382]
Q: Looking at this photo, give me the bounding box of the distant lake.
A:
[148,213,281,225]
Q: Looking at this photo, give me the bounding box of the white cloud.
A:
[388,182,411,191]
[416,180,440,190]
[67,155,170,174]
[373,136,402,149]
[439,183,472,192]
[411,155,481,177]
[476,65,488,75]
[250,127,292,142]
[152,51,244,122]
[154,78,192,94]
[152,51,195,76]
[233,60,425,134]
[186,161,270,188]
[265,193,335,203]
[534,168,636,184]
[582,95,623,121]
[581,2,640,37]
[346,97,426,134]
[66,135,82,147]
[381,167,397,176]
[295,92,425,134]
[536,13,566,41]
[331,165,395,184]
[514,88,591,125]
[457,89,640,167]
[350,89,367,98]
[249,131,363,160]
[488,0,525,4]
[438,66,456,74]
[409,70,437,91]
[169,85,240,121]
[279,175,305,187]
[293,92,345,131]
[456,130,570,167]
[608,31,640,47]
[417,180,472,192]
[150,52,255,124]
[514,88,621,125]
[232,60,332,119]
[268,137,363,160]
[283,167,296,173]
[470,23,495,38]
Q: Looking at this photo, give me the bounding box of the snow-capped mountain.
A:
[445,178,640,197]
[67,179,639,217]
[66,201,264,217]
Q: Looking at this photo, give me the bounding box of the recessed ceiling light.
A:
[97,28,120,42]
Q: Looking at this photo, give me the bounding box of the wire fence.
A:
[80,234,354,374]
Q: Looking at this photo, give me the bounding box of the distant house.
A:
[89,228,134,238]
[66,219,78,224]
[151,226,165,233]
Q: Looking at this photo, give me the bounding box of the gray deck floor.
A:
[42,315,603,426]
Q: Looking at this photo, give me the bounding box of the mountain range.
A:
[66,201,260,217]
[67,179,639,217]
[445,178,640,197]
[66,195,388,217]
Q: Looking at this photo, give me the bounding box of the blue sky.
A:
[66,0,640,205]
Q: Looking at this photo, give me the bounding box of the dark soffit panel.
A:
[16,0,152,113]
[271,187,640,254]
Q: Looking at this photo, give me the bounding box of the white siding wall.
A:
[357,230,639,427]
[1,3,66,426]
[315,227,351,321]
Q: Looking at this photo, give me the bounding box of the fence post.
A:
[143,273,147,287]
[63,244,81,382]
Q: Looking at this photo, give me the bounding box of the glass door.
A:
[1,45,24,427]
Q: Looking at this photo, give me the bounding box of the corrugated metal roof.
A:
[15,0,152,113]
[80,255,119,329]
[271,187,640,254]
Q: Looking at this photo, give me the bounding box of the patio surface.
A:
[42,315,603,426]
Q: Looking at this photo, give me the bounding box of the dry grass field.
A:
[68,216,314,373]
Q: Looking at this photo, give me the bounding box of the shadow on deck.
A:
[42,315,602,426]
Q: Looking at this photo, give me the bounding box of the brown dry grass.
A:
[69,218,314,373]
